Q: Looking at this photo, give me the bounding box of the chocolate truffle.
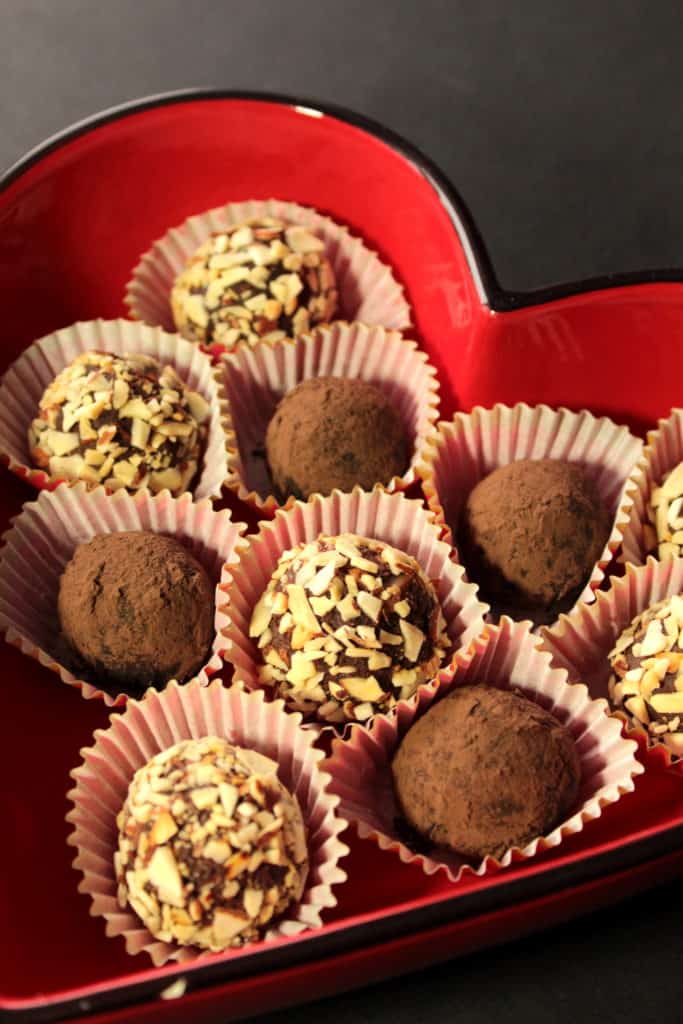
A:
[249,533,450,723]
[458,459,611,621]
[171,218,338,348]
[647,461,683,559]
[608,594,683,755]
[28,351,209,495]
[392,685,581,860]
[58,531,214,694]
[265,377,409,501]
[115,737,308,951]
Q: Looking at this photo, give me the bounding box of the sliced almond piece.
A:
[343,675,384,702]
[190,786,219,810]
[212,908,249,944]
[285,226,325,253]
[649,692,683,714]
[357,592,382,623]
[218,782,239,820]
[147,846,184,907]
[250,593,273,638]
[286,584,321,635]
[149,811,178,846]
[400,620,425,662]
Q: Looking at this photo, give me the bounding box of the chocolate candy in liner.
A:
[458,458,611,624]
[28,350,209,496]
[58,531,214,695]
[249,533,450,724]
[115,736,308,950]
[392,684,581,860]
[265,376,409,502]
[608,594,683,755]
[171,218,338,348]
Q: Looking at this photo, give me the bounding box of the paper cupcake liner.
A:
[220,321,440,513]
[540,556,683,763]
[217,487,489,730]
[0,484,247,706]
[124,198,412,346]
[323,616,642,883]
[620,409,683,566]
[417,402,643,616]
[66,678,349,966]
[0,318,232,501]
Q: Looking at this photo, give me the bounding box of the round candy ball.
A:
[58,531,214,694]
[115,737,308,951]
[265,376,409,501]
[392,685,581,859]
[608,594,683,756]
[249,533,450,724]
[28,350,209,496]
[171,218,338,349]
[458,458,611,620]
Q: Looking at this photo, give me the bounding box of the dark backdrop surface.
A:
[2,2,683,1021]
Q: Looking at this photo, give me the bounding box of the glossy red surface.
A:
[2,94,683,1022]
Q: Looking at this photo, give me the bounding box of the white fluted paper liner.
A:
[66,679,349,966]
[323,617,642,883]
[620,410,683,566]
[217,487,489,729]
[540,556,683,763]
[0,319,232,501]
[417,403,643,614]
[0,484,247,706]
[221,321,440,513]
[124,198,411,341]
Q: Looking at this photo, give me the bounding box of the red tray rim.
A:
[3,87,683,1022]
[6,87,683,313]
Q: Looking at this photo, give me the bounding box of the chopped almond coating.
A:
[115,737,308,951]
[171,218,338,349]
[608,595,683,753]
[28,351,209,495]
[648,461,683,559]
[249,533,450,724]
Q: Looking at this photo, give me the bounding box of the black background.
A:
[3,2,683,1021]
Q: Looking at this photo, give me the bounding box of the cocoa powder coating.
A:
[265,376,409,501]
[58,531,214,694]
[458,458,611,619]
[392,685,581,860]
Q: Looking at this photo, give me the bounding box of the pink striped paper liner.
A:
[540,556,683,762]
[217,487,489,730]
[66,678,349,965]
[0,484,246,706]
[621,409,683,566]
[0,319,232,501]
[220,321,440,513]
[417,403,643,615]
[124,198,412,344]
[324,617,642,883]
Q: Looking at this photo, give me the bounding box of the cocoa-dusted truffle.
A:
[171,218,338,349]
[115,737,308,951]
[265,377,409,501]
[249,533,450,724]
[58,531,214,694]
[608,594,683,755]
[28,351,209,495]
[647,461,683,559]
[458,459,611,621]
[392,685,581,860]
